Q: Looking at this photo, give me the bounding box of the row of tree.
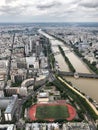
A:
[83,58,98,74]
[58,45,76,72]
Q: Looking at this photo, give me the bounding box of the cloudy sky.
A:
[0,0,98,22]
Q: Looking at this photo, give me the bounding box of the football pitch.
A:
[36,105,69,120]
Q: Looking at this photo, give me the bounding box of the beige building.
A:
[37,92,49,103]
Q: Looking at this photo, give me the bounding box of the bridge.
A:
[58,71,98,79]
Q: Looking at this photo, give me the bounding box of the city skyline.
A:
[0,0,98,22]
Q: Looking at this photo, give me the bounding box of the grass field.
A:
[36,105,69,119]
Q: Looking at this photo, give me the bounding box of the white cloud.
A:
[0,0,97,22]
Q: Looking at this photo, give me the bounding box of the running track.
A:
[28,102,76,121]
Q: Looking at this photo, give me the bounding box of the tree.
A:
[92,61,96,66]
[89,42,92,46]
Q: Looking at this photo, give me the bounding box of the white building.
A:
[37,92,49,103]
[25,44,29,56]
[29,37,33,52]
[4,95,18,121]
[0,124,16,130]
[19,87,27,96]
[26,56,39,69]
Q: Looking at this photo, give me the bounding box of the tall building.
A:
[29,37,32,52]
[25,44,29,56]
[36,41,42,57]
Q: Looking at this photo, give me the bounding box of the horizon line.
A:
[0,21,98,23]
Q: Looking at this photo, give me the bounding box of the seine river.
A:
[39,30,91,73]
[65,77,98,103]
[39,30,98,103]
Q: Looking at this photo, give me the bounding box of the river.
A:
[39,30,98,102]
[65,76,98,103]
[39,30,91,73]
[39,31,69,71]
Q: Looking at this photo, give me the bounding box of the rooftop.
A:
[0,124,15,130]
[38,92,49,98]
[4,95,18,114]
[65,123,90,130]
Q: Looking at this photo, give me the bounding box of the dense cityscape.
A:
[0,23,97,130]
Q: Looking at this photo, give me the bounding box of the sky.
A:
[0,0,98,22]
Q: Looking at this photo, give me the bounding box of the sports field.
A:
[36,105,69,119]
[29,102,76,121]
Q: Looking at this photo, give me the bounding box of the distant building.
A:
[25,43,29,56]
[79,41,89,52]
[36,41,42,57]
[29,37,33,52]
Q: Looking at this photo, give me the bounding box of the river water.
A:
[39,31,69,71]
[39,30,91,73]
[65,76,98,103]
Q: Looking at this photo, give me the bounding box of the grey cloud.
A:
[0,0,98,22]
[79,1,98,8]
[71,0,82,4]
[0,5,24,15]
[36,1,62,10]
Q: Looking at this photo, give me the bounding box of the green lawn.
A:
[36,105,69,120]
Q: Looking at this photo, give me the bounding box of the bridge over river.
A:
[58,71,98,79]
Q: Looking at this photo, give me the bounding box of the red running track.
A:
[28,103,76,121]
[66,104,76,121]
[29,104,37,120]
